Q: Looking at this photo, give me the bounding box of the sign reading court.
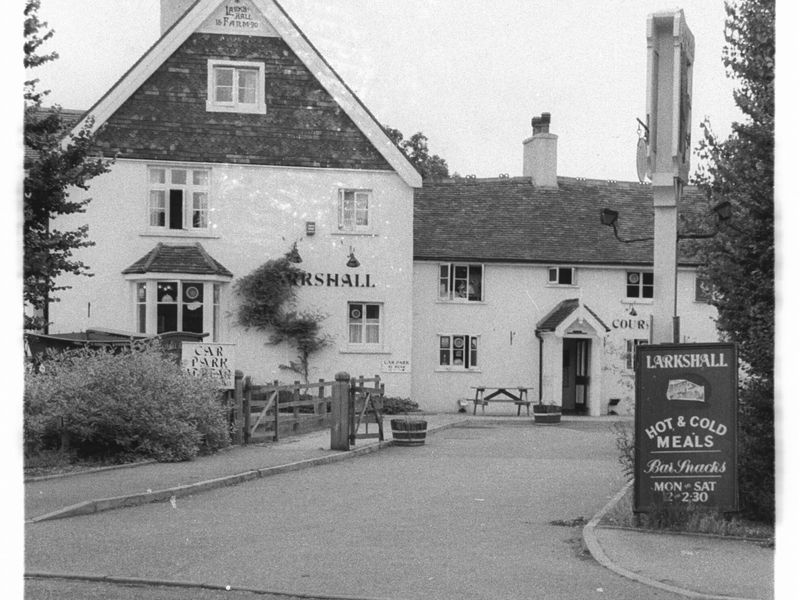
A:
[634,343,738,512]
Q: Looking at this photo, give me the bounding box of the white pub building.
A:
[42,1,720,415]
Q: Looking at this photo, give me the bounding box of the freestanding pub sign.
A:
[634,343,738,512]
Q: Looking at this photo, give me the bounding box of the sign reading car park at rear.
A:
[181,342,236,389]
[634,343,738,513]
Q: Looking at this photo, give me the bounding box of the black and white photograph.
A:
[13,0,786,598]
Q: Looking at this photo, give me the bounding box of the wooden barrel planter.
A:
[390,418,428,446]
[533,405,562,424]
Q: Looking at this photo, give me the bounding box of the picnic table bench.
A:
[470,386,532,416]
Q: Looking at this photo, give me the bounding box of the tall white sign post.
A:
[646,10,694,343]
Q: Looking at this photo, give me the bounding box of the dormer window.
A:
[206,60,266,114]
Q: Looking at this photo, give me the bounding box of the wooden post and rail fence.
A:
[226,370,384,450]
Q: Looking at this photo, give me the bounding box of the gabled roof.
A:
[68,0,421,188]
[536,298,610,333]
[414,176,711,266]
[122,243,233,277]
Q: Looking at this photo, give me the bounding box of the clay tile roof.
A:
[122,243,233,277]
[413,176,710,266]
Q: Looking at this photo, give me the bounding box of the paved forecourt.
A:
[26,419,687,600]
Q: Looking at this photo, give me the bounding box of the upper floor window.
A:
[548,267,575,286]
[439,263,483,301]
[148,167,210,232]
[338,189,371,232]
[348,302,381,346]
[626,271,654,298]
[206,60,266,114]
[439,334,479,369]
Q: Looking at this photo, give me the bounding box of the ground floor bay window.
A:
[123,243,233,341]
[134,280,223,340]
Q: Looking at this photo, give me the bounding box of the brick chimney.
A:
[522,113,558,188]
[161,0,196,34]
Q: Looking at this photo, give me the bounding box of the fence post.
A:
[349,377,357,446]
[243,376,252,445]
[316,378,325,416]
[273,379,280,442]
[232,370,244,445]
[293,381,301,420]
[331,372,351,450]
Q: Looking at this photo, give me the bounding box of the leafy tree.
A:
[693,0,774,521]
[384,126,449,179]
[24,0,112,331]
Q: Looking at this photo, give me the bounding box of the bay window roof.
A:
[122,242,232,277]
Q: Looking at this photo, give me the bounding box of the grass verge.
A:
[600,485,774,547]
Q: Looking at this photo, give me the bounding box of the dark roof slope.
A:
[122,243,233,277]
[535,298,610,332]
[24,107,86,167]
[413,176,710,266]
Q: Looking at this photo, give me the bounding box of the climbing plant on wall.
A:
[234,248,329,383]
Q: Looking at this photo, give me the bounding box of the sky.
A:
[26,0,746,183]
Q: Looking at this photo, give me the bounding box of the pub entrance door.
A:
[562,338,590,414]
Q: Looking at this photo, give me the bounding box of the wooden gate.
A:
[241,375,384,444]
[243,378,332,443]
[348,376,385,445]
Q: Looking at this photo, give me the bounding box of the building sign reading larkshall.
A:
[634,343,738,512]
[181,343,236,390]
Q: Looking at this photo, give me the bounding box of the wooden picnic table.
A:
[470,386,532,416]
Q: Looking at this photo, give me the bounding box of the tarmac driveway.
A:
[26,421,684,600]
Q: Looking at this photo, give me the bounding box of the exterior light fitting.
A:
[600,208,619,227]
[598,208,653,244]
[600,200,742,244]
[346,246,360,268]
[629,305,638,317]
[286,241,302,263]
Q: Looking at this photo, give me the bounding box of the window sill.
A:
[435,299,485,305]
[332,231,379,237]
[339,347,390,355]
[434,367,482,373]
[141,230,220,239]
[205,102,266,115]
[621,299,654,305]
[546,283,579,288]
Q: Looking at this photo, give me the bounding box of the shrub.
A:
[612,421,635,483]
[737,378,774,523]
[380,397,420,415]
[24,341,230,462]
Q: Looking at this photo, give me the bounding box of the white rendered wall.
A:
[411,261,718,413]
[49,159,415,397]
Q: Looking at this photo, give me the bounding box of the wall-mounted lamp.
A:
[600,200,741,244]
[599,208,653,243]
[628,304,638,317]
[346,246,360,268]
[285,241,302,263]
